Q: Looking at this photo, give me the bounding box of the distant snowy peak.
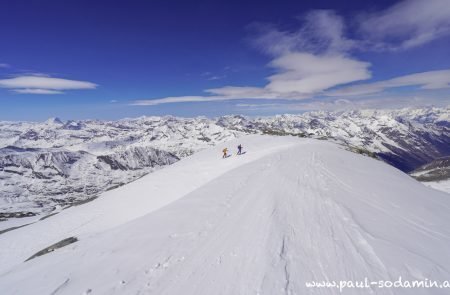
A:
[44,117,64,125]
[62,120,85,130]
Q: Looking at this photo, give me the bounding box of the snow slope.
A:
[423,180,450,194]
[1,135,450,295]
[0,135,299,274]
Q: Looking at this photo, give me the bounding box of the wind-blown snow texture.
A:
[0,107,449,217]
[0,136,449,294]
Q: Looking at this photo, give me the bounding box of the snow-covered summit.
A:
[44,117,64,126]
[1,135,449,294]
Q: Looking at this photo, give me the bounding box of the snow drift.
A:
[0,135,450,294]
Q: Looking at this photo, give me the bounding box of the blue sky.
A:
[1,0,450,120]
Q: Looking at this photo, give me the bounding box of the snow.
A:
[423,180,450,194]
[1,135,450,294]
[0,215,39,232]
[0,135,299,274]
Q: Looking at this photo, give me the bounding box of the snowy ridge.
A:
[0,107,449,217]
[0,135,449,294]
[0,135,300,274]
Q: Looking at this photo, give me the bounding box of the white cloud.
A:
[206,86,279,98]
[235,103,282,108]
[234,95,450,113]
[132,96,227,106]
[132,9,373,106]
[0,63,10,68]
[0,76,97,90]
[207,75,226,81]
[134,53,371,106]
[248,10,355,56]
[12,88,64,94]
[133,1,450,106]
[201,71,228,81]
[328,70,450,96]
[0,75,97,94]
[359,0,450,50]
[251,1,450,53]
[266,53,370,94]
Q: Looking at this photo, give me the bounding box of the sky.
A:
[1,0,450,121]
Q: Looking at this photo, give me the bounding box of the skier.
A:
[222,148,228,158]
[237,144,243,155]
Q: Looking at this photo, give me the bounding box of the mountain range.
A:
[1,106,449,220]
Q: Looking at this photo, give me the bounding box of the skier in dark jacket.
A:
[237,144,243,155]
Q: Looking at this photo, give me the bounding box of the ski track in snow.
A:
[1,135,450,294]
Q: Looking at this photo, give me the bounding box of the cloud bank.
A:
[0,75,97,94]
[359,0,450,50]
[328,70,450,96]
[133,53,371,106]
[266,53,370,95]
[135,10,371,105]
[134,0,450,106]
